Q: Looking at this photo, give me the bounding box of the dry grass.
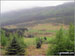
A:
[31,23,69,30]
[3,25,17,29]
[26,44,49,56]
[0,49,6,55]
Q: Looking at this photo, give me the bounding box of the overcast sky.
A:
[1,1,73,13]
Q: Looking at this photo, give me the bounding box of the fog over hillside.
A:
[1,2,74,26]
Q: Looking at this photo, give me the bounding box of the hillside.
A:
[1,2,74,27]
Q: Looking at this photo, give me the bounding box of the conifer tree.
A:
[69,23,74,41]
[6,37,25,55]
[67,23,74,51]
[47,24,75,55]
[47,27,65,55]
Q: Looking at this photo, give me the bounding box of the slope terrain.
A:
[1,2,74,27]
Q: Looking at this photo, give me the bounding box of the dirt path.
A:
[26,44,49,56]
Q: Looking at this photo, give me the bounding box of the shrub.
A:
[1,30,8,47]
[36,37,42,48]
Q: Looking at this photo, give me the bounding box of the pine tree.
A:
[67,23,74,51]
[6,37,25,55]
[47,27,65,55]
[47,24,75,55]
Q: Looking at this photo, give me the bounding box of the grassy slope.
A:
[24,37,52,55]
[1,23,69,55]
[24,24,68,55]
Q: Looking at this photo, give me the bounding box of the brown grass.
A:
[31,23,69,30]
[26,44,49,56]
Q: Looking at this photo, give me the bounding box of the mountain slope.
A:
[1,2,74,26]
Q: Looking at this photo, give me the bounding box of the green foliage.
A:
[47,24,74,55]
[1,30,8,47]
[64,36,74,52]
[47,44,59,55]
[13,33,27,48]
[6,37,25,55]
[64,23,74,51]
[55,27,64,44]
[17,37,27,48]
[69,23,74,41]
[24,38,36,46]
[0,29,27,55]
[35,37,42,48]
[47,27,65,55]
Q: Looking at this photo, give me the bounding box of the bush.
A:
[36,37,42,48]
[1,30,8,47]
